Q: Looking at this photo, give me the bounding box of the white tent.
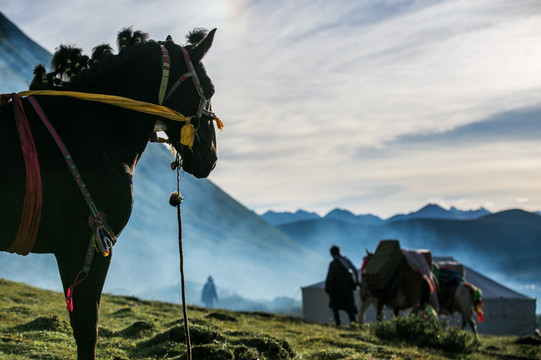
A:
[301,257,537,336]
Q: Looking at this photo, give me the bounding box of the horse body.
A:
[359,258,431,323]
[1,28,218,359]
[438,283,479,334]
[2,98,145,249]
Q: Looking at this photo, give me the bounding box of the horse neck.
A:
[61,45,165,170]
[34,96,155,177]
[77,43,163,103]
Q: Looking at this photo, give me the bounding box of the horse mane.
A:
[29,27,207,92]
[185,28,208,47]
[117,28,150,49]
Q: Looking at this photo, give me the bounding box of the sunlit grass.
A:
[0,278,539,360]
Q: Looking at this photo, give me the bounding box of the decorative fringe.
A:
[169,191,183,207]
[475,299,485,322]
[66,270,89,312]
[425,304,439,324]
[214,116,224,130]
[91,225,111,257]
[179,116,222,149]
[87,212,113,256]
[466,283,485,322]
[117,28,149,49]
[180,120,195,148]
[90,44,113,66]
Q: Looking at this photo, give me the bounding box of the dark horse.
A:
[359,252,431,323]
[1,27,219,359]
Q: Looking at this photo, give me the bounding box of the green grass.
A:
[0,278,539,360]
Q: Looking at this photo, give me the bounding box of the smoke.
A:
[278,215,541,312]
[0,144,326,310]
[2,145,538,313]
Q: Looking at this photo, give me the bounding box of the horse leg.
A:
[55,248,111,360]
[455,285,478,335]
[358,295,374,324]
[404,272,428,317]
[376,299,384,321]
[462,315,478,335]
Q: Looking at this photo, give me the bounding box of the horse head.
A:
[154,28,221,178]
[29,27,221,179]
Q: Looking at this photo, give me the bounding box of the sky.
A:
[3,0,541,219]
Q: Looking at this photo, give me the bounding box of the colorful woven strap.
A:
[158,45,171,105]
[25,96,117,312]
[2,93,43,255]
[26,96,117,249]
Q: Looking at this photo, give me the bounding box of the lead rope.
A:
[169,154,191,360]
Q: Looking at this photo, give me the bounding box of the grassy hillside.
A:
[0,278,539,360]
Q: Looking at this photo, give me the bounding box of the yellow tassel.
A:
[180,120,195,149]
[214,116,224,130]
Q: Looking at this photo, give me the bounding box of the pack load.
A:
[363,239,404,291]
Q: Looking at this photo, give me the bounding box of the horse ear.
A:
[192,28,216,62]
[166,35,174,42]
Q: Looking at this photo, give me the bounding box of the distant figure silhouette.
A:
[325,245,358,325]
[201,276,218,308]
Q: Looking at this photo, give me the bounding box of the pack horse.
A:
[0,27,221,359]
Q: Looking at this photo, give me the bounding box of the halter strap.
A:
[159,44,209,119]
[158,45,171,105]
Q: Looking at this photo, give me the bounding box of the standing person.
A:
[325,245,358,325]
[201,276,218,308]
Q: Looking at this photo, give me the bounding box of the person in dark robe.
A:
[201,276,218,308]
[325,245,358,325]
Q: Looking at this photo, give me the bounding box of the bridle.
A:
[158,43,215,125]
[151,42,222,151]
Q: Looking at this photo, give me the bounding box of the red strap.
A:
[66,270,89,311]
[3,93,43,255]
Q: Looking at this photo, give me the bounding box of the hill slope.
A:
[3,278,540,360]
[1,10,539,315]
[0,144,328,305]
[0,12,51,92]
[110,143,328,302]
[0,12,327,305]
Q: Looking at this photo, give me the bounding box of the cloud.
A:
[391,105,541,147]
[3,0,541,217]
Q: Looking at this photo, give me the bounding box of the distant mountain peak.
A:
[260,209,320,226]
[262,203,493,226]
[325,208,355,217]
[324,208,383,225]
[417,203,448,214]
[386,203,492,222]
[482,208,541,223]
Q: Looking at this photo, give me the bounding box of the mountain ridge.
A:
[261,202,494,226]
[1,12,540,313]
[276,209,541,299]
[0,12,51,92]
